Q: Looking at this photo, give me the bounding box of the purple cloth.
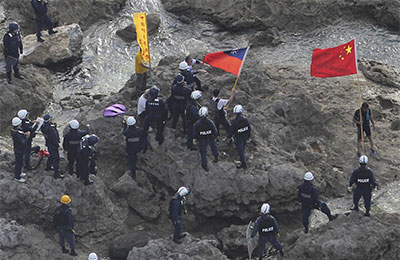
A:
[104,104,126,117]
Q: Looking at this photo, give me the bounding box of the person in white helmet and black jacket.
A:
[11,117,29,183]
[168,187,190,244]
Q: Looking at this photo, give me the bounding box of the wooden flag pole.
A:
[357,73,364,151]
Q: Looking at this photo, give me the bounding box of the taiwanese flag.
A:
[310,39,358,77]
[203,47,249,76]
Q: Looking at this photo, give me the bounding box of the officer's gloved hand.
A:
[347,186,352,193]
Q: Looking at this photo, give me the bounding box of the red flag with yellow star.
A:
[310,39,358,77]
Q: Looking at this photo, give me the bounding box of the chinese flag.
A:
[310,40,358,77]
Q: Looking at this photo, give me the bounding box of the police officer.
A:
[144,86,168,145]
[348,155,377,217]
[31,0,57,42]
[353,102,376,157]
[209,88,233,137]
[41,114,63,179]
[298,172,338,233]
[177,61,196,90]
[193,107,219,172]
[55,195,77,256]
[169,187,190,244]
[171,74,191,131]
[228,105,251,169]
[63,120,90,175]
[251,203,284,258]
[3,22,24,84]
[123,116,148,180]
[185,55,206,91]
[186,90,202,150]
[18,109,39,170]
[77,135,99,186]
[11,117,29,183]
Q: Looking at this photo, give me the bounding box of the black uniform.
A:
[171,83,191,131]
[209,98,230,136]
[228,114,251,168]
[123,125,148,179]
[21,118,38,169]
[11,127,28,180]
[251,214,283,259]
[55,204,76,253]
[185,100,200,149]
[3,31,23,81]
[193,117,219,170]
[169,194,186,242]
[41,121,61,178]
[63,127,90,175]
[31,0,55,39]
[144,97,168,145]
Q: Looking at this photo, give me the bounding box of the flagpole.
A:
[357,73,364,152]
[146,15,153,87]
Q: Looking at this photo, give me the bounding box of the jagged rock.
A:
[20,24,83,68]
[126,233,228,260]
[109,231,154,260]
[116,13,161,42]
[390,120,400,131]
[359,60,400,89]
[216,225,247,258]
[249,28,282,47]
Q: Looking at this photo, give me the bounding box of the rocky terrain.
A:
[0,0,399,259]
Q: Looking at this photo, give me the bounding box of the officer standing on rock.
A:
[298,172,338,233]
[77,134,99,186]
[169,187,190,244]
[348,155,377,217]
[186,90,202,151]
[3,22,24,84]
[31,0,58,42]
[251,203,284,258]
[18,109,39,171]
[144,86,168,145]
[41,114,63,179]
[11,117,29,183]
[54,195,77,256]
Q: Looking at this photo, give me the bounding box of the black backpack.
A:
[53,205,66,227]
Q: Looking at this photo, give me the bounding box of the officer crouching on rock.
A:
[169,187,190,244]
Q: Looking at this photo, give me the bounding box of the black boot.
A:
[304,227,309,234]
[364,212,371,217]
[6,71,12,84]
[49,30,58,35]
[69,249,78,256]
[202,165,209,172]
[37,37,45,42]
[279,249,284,256]
[329,214,338,221]
[178,233,187,239]
[14,69,24,79]
[173,238,182,244]
[61,247,69,254]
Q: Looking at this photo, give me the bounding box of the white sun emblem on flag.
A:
[230,50,238,55]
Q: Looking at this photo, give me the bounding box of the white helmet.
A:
[233,105,243,114]
[199,107,208,117]
[179,61,189,70]
[304,172,314,181]
[69,120,79,129]
[178,187,189,196]
[12,117,22,127]
[17,109,29,120]
[88,253,98,260]
[359,155,368,165]
[126,116,136,126]
[261,203,270,214]
[191,90,202,100]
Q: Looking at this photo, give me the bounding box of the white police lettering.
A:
[174,95,185,100]
[301,193,311,199]
[200,130,212,135]
[128,137,140,142]
[237,126,248,133]
[262,227,274,232]
[357,178,370,183]
[148,102,159,106]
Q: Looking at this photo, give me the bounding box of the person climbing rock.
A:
[298,172,338,233]
[193,107,219,171]
[63,120,90,175]
[54,195,77,256]
[135,48,150,94]
[3,22,24,84]
[170,74,191,132]
[353,102,376,157]
[209,88,233,138]
[11,117,29,183]
[76,134,99,186]
[186,90,202,150]
[185,55,206,91]
[41,113,63,179]
[137,88,150,127]
[123,116,148,180]
[144,86,168,145]
[348,155,377,217]
[169,187,190,244]
[18,109,39,171]
[251,203,284,258]
[31,0,57,42]
[228,105,251,169]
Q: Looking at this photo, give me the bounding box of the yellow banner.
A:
[133,13,150,62]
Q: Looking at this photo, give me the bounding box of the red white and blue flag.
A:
[203,47,249,76]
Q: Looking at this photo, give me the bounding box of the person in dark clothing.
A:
[186,90,202,150]
[63,120,90,175]
[353,102,376,157]
[31,0,57,42]
[209,88,233,137]
[171,74,191,131]
[11,117,29,183]
[144,86,168,145]
[169,187,190,244]
[41,114,63,179]
[3,22,24,84]
[348,155,377,217]
[193,107,219,172]
[185,56,206,91]
[18,109,39,170]
[76,134,99,186]
[251,203,284,258]
[56,195,77,256]
[123,116,148,180]
[298,172,338,233]
[176,61,197,91]
[228,105,251,169]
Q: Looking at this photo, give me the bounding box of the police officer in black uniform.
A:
[56,195,77,256]
[144,86,168,145]
[11,117,29,183]
[251,203,284,258]
[348,155,377,217]
[209,88,233,137]
[193,107,218,172]
[171,74,191,132]
[186,90,202,150]
[123,116,148,180]
[169,187,190,244]
[31,0,57,42]
[228,104,251,169]
[3,22,24,84]
[18,109,39,170]
[63,120,90,175]
[41,114,63,179]
[298,172,338,233]
[77,135,99,186]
